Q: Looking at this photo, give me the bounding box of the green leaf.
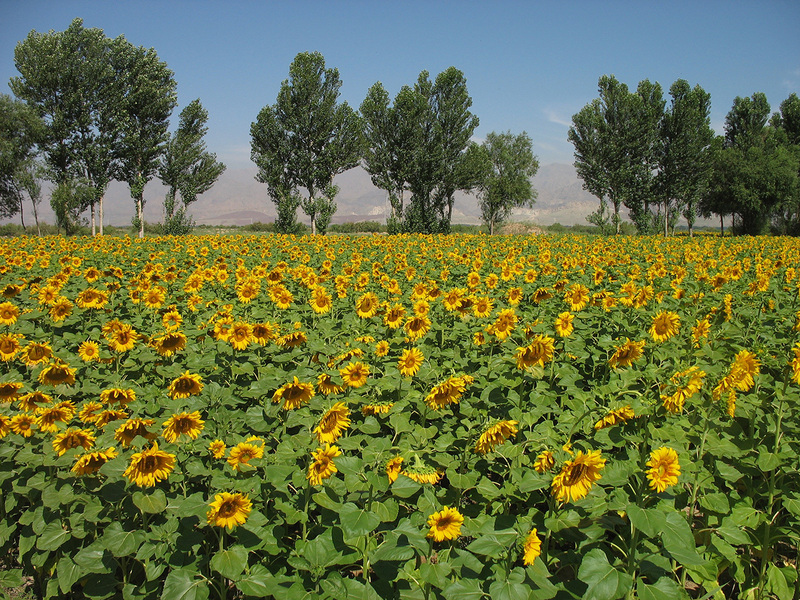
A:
[37,520,70,551]
[766,563,794,600]
[442,579,485,600]
[103,522,141,557]
[391,475,422,498]
[210,545,249,580]
[339,502,380,539]
[488,578,531,600]
[161,568,209,600]
[626,504,666,538]
[757,451,780,472]
[0,569,23,588]
[637,577,684,600]
[57,560,82,596]
[133,488,167,514]
[578,548,632,600]
[235,564,274,597]
[660,512,703,566]
[698,492,731,515]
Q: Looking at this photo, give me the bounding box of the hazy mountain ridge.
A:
[8,163,603,228]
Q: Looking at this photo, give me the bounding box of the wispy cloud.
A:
[782,67,800,92]
[544,109,572,128]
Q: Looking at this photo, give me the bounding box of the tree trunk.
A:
[91,203,96,236]
[664,201,669,237]
[31,196,40,237]
[490,216,494,236]
[720,215,724,236]
[137,197,144,238]
[99,196,104,236]
[18,196,26,231]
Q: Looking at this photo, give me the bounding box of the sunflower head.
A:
[646,447,681,493]
[426,506,464,542]
[123,442,176,487]
[207,492,252,529]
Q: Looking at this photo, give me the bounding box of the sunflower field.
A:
[0,233,798,600]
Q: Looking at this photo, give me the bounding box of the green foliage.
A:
[50,178,94,235]
[250,52,362,235]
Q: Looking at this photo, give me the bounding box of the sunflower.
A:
[37,285,59,305]
[374,340,390,357]
[307,444,341,486]
[791,346,800,385]
[661,367,705,413]
[162,309,183,331]
[514,335,555,370]
[533,450,555,473]
[0,302,19,326]
[0,333,22,361]
[398,347,424,377]
[474,420,519,454]
[608,338,645,369]
[227,441,265,471]
[473,331,486,345]
[340,362,369,388]
[124,442,176,487]
[646,447,681,493]
[425,375,472,410]
[0,414,10,438]
[276,330,306,348]
[489,308,517,341]
[36,401,76,433]
[551,450,606,503]
[38,360,76,387]
[523,528,542,566]
[531,288,552,303]
[0,382,23,403]
[402,462,442,485]
[168,371,204,399]
[49,297,73,322]
[426,506,464,542]
[207,492,252,529]
[0,283,22,299]
[273,377,315,409]
[72,447,118,476]
[114,418,157,447]
[226,322,251,351]
[94,408,129,428]
[442,288,466,312]
[108,325,138,353]
[404,315,431,341]
[78,401,103,424]
[251,323,278,345]
[22,341,52,366]
[507,287,523,306]
[162,411,205,443]
[97,389,135,409]
[236,279,260,304]
[385,456,404,483]
[649,311,680,343]
[309,287,333,314]
[593,406,635,430]
[153,332,187,357]
[316,373,344,396]
[691,318,711,345]
[314,402,351,444]
[78,341,101,362]
[75,288,109,310]
[730,350,760,391]
[52,428,96,456]
[209,439,226,459]
[143,287,166,310]
[17,390,52,412]
[564,284,590,311]
[354,292,379,319]
[383,304,406,329]
[554,312,575,338]
[473,296,494,318]
[10,414,37,437]
[361,401,394,416]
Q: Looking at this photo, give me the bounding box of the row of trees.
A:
[250,52,539,235]
[569,75,800,235]
[1,18,225,236]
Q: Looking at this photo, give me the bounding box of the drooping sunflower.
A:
[474,420,519,454]
[313,402,351,444]
[108,325,138,353]
[306,444,341,486]
[0,333,22,361]
[729,349,760,391]
[49,297,73,322]
[35,401,76,433]
[94,408,129,428]
[593,406,635,430]
[691,317,711,345]
[424,375,473,410]
[114,418,157,447]
[17,390,52,412]
[551,450,606,503]
[162,411,205,443]
[645,447,681,493]
[383,304,406,329]
[514,335,555,370]
[362,401,394,416]
[168,371,204,399]
[791,345,800,385]
[533,450,555,473]
[273,377,315,409]
[404,315,431,341]
[355,292,379,319]
[209,439,226,459]
[661,366,705,413]
[227,441,264,471]
[385,456,404,483]
[52,428,96,456]
[124,442,176,487]
[0,414,10,438]
[22,341,52,367]
[608,338,645,369]
[276,330,306,348]
[316,373,344,396]
[522,528,542,566]
[78,341,101,362]
[38,360,76,387]
[206,492,252,529]
[153,332,187,357]
[426,506,464,542]
[251,323,278,346]
[71,447,118,476]
[402,462,442,485]
[0,382,23,403]
[398,347,424,377]
[340,361,369,388]
[554,312,575,338]
[100,387,136,407]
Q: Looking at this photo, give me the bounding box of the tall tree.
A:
[250,52,362,235]
[655,80,714,236]
[569,75,660,234]
[706,94,799,234]
[11,18,118,235]
[112,37,177,238]
[0,94,43,230]
[477,131,538,234]
[159,100,225,235]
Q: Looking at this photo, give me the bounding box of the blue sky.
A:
[1,0,798,168]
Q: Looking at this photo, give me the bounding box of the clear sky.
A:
[1,0,799,168]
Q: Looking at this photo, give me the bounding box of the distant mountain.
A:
[7,163,605,228]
